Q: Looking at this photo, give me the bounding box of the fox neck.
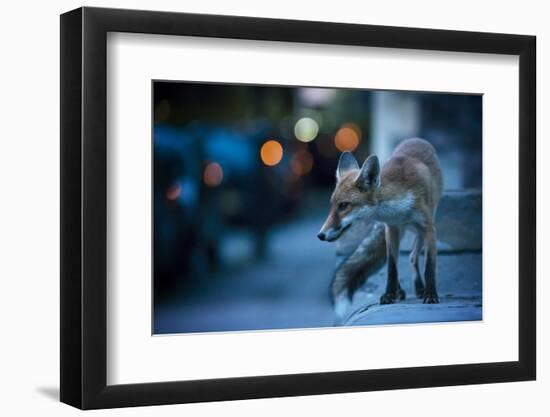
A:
[363,187,414,225]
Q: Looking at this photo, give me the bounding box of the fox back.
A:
[381,138,443,217]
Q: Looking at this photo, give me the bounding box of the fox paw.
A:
[380,289,406,305]
[423,292,439,304]
[380,293,395,304]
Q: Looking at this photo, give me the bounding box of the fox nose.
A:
[317,232,326,241]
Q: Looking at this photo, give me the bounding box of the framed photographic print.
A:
[60,6,536,409]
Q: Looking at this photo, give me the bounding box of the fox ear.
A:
[355,155,380,190]
[336,152,359,181]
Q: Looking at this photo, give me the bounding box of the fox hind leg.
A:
[423,224,439,304]
[409,234,425,298]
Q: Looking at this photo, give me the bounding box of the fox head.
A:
[317,151,380,241]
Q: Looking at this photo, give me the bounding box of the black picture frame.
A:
[60,6,536,410]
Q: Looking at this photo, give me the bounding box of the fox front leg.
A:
[380,225,406,304]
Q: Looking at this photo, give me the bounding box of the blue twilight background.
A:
[152,82,482,334]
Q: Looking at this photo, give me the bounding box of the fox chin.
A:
[318,137,443,321]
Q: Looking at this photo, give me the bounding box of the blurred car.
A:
[153,121,300,293]
[154,125,220,295]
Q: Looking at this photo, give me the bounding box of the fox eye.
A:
[338,202,350,211]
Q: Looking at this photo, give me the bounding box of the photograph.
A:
[152,81,483,334]
[0,0,542,413]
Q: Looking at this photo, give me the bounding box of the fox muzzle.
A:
[317,223,350,242]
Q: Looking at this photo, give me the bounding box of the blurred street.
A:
[154,210,337,333]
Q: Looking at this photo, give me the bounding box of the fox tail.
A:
[331,222,387,321]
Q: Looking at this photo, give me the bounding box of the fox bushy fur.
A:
[319,138,443,319]
[330,221,386,319]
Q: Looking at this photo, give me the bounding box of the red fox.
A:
[318,138,443,312]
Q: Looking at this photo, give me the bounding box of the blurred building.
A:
[371,91,482,189]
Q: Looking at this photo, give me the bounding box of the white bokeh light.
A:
[294,117,319,142]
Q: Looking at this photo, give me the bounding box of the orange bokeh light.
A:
[166,182,181,201]
[291,150,314,177]
[203,162,224,187]
[334,124,361,152]
[260,140,283,166]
